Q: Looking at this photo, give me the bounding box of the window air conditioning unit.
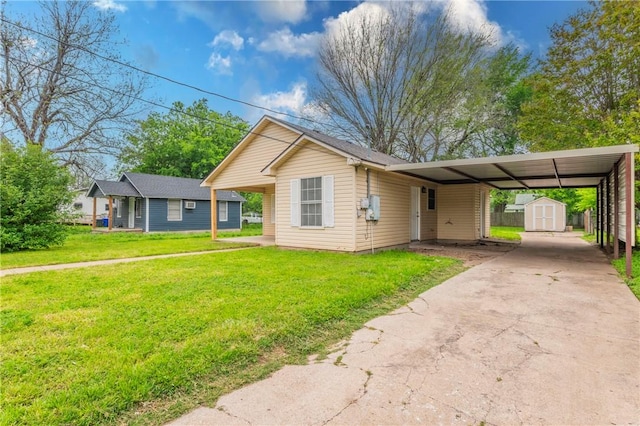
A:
[185,201,196,209]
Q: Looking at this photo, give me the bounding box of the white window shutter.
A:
[323,175,334,227]
[290,179,300,227]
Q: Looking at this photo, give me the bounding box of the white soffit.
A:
[387,145,639,189]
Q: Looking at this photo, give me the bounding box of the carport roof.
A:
[387,145,638,189]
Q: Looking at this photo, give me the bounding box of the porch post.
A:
[625,153,633,278]
[92,196,97,230]
[614,161,620,259]
[211,188,217,240]
[108,196,113,231]
[599,181,604,248]
[595,184,600,244]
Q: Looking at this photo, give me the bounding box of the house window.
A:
[219,201,228,222]
[290,176,334,228]
[135,199,142,218]
[301,177,323,227]
[104,204,109,211]
[428,188,436,210]
[167,199,182,221]
[116,199,122,218]
[73,202,83,210]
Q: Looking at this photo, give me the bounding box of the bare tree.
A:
[311,5,492,161]
[0,0,147,177]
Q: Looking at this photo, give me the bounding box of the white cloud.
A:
[211,30,244,51]
[257,27,321,58]
[257,0,307,24]
[92,0,127,12]
[206,53,232,75]
[443,0,526,48]
[251,82,308,119]
[323,2,390,37]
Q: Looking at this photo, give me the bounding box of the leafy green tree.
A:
[119,99,249,179]
[241,192,263,214]
[1,140,73,252]
[519,1,639,151]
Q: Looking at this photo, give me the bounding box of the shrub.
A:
[0,141,73,252]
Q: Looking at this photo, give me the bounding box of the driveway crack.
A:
[321,369,372,425]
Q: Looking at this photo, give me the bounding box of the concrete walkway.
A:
[169,232,640,425]
[1,236,276,277]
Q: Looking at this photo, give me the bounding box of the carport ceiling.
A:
[387,145,639,190]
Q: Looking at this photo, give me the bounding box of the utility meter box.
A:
[367,195,380,221]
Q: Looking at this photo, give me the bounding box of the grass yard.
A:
[612,250,640,299]
[0,227,252,269]
[490,226,524,241]
[0,247,464,425]
[217,223,263,238]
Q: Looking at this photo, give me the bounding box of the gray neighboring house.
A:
[87,172,245,232]
[504,194,538,213]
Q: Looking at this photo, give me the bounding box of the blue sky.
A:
[7,0,587,126]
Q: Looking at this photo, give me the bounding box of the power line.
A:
[0,16,329,128]
[0,53,348,160]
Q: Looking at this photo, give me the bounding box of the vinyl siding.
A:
[218,200,242,230]
[262,185,276,236]
[354,170,430,252]
[276,142,355,251]
[211,123,298,190]
[617,158,635,245]
[436,184,481,241]
[147,198,212,231]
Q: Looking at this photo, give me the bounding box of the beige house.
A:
[201,116,491,252]
[524,197,567,232]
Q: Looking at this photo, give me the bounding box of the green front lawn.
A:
[490,226,524,241]
[0,227,251,269]
[217,223,263,238]
[0,248,464,425]
[612,250,640,299]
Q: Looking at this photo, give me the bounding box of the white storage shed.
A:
[524,197,566,232]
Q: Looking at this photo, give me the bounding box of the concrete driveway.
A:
[170,232,640,425]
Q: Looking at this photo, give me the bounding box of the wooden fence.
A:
[491,212,585,228]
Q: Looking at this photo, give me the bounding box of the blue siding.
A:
[218,200,242,230]
[111,197,145,229]
[148,198,211,232]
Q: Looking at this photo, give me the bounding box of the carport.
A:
[388,145,639,276]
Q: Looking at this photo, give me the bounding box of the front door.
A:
[128,197,135,228]
[411,187,421,241]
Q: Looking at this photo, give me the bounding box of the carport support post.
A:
[598,181,604,248]
[614,162,620,259]
[92,196,97,230]
[211,188,217,240]
[606,174,611,253]
[625,153,633,278]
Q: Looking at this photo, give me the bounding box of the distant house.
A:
[66,189,110,224]
[87,172,245,232]
[504,194,537,213]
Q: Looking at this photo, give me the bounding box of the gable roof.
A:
[514,194,537,205]
[88,180,140,198]
[268,117,408,167]
[201,115,407,186]
[89,172,245,202]
[123,172,212,200]
[524,196,565,206]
